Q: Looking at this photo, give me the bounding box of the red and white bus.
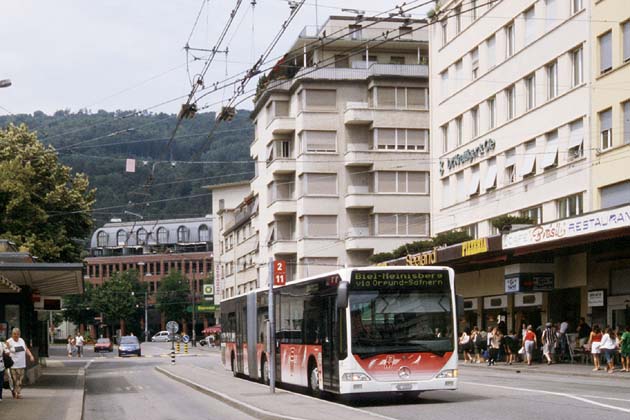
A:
[220,266,459,397]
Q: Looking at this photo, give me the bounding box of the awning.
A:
[0,263,84,295]
[202,325,221,335]
[0,275,21,293]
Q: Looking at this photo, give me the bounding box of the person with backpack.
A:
[541,322,557,365]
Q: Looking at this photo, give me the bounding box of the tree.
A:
[491,215,536,232]
[91,271,139,336]
[62,284,97,331]
[156,272,190,325]
[0,124,95,262]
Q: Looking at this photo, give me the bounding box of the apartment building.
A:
[427,0,630,330]
[212,15,432,298]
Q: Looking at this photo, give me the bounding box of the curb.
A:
[155,366,304,420]
[459,363,630,380]
[67,367,86,420]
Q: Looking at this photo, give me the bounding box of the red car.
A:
[94,338,113,352]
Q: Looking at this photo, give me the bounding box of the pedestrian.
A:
[620,326,630,372]
[541,322,557,365]
[523,325,537,366]
[599,327,618,374]
[6,328,35,399]
[0,339,10,402]
[488,327,502,366]
[503,330,518,365]
[471,326,482,364]
[66,335,74,358]
[459,327,473,363]
[75,332,84,358]
[588,325,603,371]
[577,317,591,347]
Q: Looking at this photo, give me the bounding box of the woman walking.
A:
[0,339,10,402]
[599,327,618,374]
[588,325,603,371]
[523,325,537,366]
[488,327,502,366]
[620,326,630,372]
[459,328,473,363]
[67,335,75,358]
[541,322,557,365]
[6,328,35,399]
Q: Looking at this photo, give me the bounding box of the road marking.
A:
[578,395,630,403]
[462,381,630,413]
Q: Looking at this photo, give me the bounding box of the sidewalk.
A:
[459,360,630,380]
[156,364,395,420]
[1,361,85,420]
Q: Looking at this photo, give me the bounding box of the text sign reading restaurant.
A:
[503,204,630,249]
[350,270,449,291]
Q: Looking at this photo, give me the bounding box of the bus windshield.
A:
[349,290,454,358]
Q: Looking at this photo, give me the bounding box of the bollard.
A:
[171,350,175,365]
[176,342,180,353]
[184,343,189,354]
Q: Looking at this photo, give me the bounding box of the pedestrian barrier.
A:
[184,343,189,354]
[171,350,175,365]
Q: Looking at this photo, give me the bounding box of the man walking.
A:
[75,332,85,358]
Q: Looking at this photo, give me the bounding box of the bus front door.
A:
[322,295,339,392]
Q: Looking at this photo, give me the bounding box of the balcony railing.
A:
[299,25,425,42]
[293,63,427,81]
[347,227,371,237]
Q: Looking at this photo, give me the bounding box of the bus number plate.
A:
[395,383,413,391]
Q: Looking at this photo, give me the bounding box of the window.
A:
[137,228,148,244]
[300,130,336,153]
[571,46,583,87]
[599,109,613,150]
[390,56,405,65]
[441,19,448,46]
[520,206,542,224]
[455,6,462,35]
[375,128,428,151]
[275,139,291,158]
[469,165,480,196]
[487,35,496,68]
[442,178,450,208]
[471,106,479,138]
[398,26,413,39]
[484,158,497,191]
[599,31,612,74]
[624,21,630,63]
[571,0,583,15]
[334,54,350,68]
[304,89,336,109]
[506,85,516,120]
[156,227,168,244]
[456,116,463,146]
[441,125,449,153]
[96,231,108,247]
[302,215,337,238]
[520,140,537,177]
[471,0,477,20]
[177,226,189,242]
[441,71,449,98]
[557,194,583,218]
[198,225,209,242]
[568,119,584,160]
[505,22,515,58]
[524,7,536,44]
[471,48,479,80]
[303,173,337,195]
[600,181,630,209]
[487,96,496,129]
[624,101,630,144]
[376,214,428,236]
[525,73,536,111]
[116,229,127,246]
[375,87,427,109]
[546,60,558,100]
[541,130,558,169]
[463,224,478,239]
[455,59,464,90]
[545,0,557,30]
[504,149,516,184]
[349,24,362,40]
[456,172,466,202]
[376,171,428,194]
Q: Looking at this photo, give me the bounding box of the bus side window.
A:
[338,308,347,360]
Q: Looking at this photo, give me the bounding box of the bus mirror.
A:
[456,294,464,318]
[336,281,349,309]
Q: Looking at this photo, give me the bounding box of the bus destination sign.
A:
[350,270,449,291]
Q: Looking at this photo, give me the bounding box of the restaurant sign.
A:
[503,204,630,249]
[461,238,488,257]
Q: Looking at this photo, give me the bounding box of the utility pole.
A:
[144,282,149,343]
[191,268,197,347]
[268,257,275,393]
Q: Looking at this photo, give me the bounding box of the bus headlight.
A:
[435,369,458,379]
[342,372,371,381]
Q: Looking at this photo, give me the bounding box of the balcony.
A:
[266,158,296,174]
[268,199,296,215]
[267,117,295,135]
[269,240,297,255]
[344,193,374,209]
[344,102,372,125]
[292,64,428,83]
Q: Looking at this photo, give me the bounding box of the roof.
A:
[204,180,251,191]
[0,263,84,295]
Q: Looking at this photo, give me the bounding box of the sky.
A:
[0,0,433,116]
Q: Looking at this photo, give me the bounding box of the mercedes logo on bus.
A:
[398,366,411,379]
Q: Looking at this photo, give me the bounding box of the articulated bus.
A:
[220,266,459,398]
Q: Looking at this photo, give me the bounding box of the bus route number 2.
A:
[273,260,287,286]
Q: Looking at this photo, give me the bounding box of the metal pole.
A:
[192,288,197,347]
[268,257,275,393]
[144,284,148,343]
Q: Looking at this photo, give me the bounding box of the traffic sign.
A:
[273,260,287,286]
[203,284,214,296]
[166,321,179,334]
[181,335,190,344]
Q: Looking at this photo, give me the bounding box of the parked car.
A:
[118,335,141,357]
[152,331,170,342]
[199,336,216,347]
[94,337,113,352]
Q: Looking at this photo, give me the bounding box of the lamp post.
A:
[191,263,197,347]
[137,262,150,342]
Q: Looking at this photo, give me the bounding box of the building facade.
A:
[426,0,630,331]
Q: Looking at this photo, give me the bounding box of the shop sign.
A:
[503,204,630,249]
[405,249,437,266]
[588,290,605,307]
[461,238,488,257]
[186,304,217,313]
[464,298,478,311]
[504,273,554,293]
[439,138,496,176]
[483,295,507,309]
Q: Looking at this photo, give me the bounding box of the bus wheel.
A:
[231,352,237,377]
[308,362,320,398]
[261,356,270,385]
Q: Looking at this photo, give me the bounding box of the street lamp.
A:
[137,262,150,342]
[0,79,11,88]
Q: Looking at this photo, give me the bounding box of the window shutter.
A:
[304,90,336,108]
[600,109,612,131]
[377,128,396,149]
[600,31,612,72]
[377,172,397,193]
[306,173,336,195]
[541,132,559,168]
[377,87,396,107]
[569,119,584,149]
[305,130,336,152]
